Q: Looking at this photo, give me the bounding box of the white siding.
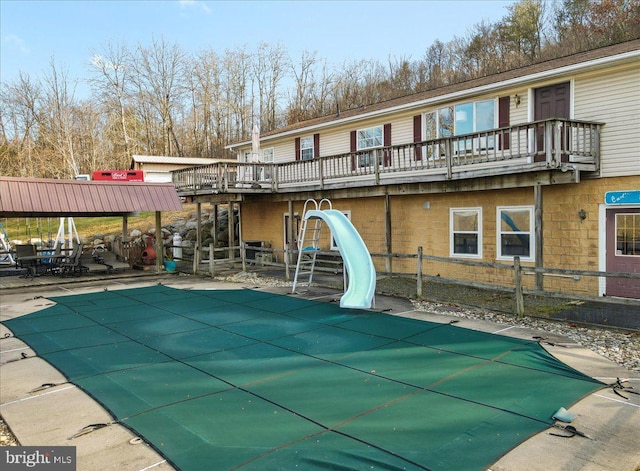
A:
[574,65,640,177]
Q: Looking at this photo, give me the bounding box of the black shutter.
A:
[498,96,510,150]
[383,123,392,166]
[295,137,301,160]
[413,115,422,160]
[313,133,320,158]
[350,130,357,171]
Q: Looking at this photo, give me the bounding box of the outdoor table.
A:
[17,254,66,278]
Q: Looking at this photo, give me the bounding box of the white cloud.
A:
[3,34,30,55]
[178,0,211,14]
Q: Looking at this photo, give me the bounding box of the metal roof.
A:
[0,177,184,217]
[131,155,235,165]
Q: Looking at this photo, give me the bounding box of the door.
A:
[534,82,570,162]
[606,208,640,298]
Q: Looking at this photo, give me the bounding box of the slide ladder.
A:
[292,199,333,293]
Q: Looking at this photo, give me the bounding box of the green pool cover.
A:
[3,286,603,470]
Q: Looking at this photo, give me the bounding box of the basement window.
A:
[450,208,482,258]
[497,206,534,262]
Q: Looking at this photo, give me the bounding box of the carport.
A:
[0,176,184,271]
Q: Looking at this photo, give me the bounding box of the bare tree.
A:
[88,41,134,161]
[39,58,81,177]
[0,72,42,176]
[252,42,288,132]
[131,36,187,156]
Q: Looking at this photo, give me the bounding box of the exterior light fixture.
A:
[578,209,587,221]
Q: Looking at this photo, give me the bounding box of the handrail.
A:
[171,118,601,194]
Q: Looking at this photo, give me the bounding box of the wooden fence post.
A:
[192,243,199,275]
[284,243,290,281]
[209,243,214,276]
[514,256,524,317]
[417,246,423,299]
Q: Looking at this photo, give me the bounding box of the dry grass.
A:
[2,205,197,243]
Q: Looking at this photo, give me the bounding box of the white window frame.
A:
[356,125,383,167]
[300,136,314,160]
[261,147,274,180]
[496,206,535,262]
[450,208,482,259]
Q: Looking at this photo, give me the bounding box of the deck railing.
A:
[172,118,601,194]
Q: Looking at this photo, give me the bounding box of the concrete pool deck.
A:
[1,274,638,471]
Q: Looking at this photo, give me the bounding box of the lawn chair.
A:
[58,244,85,277]
[15,244,36,267]
[42,244,64,275]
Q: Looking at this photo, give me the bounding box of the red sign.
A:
[92,170,144,182]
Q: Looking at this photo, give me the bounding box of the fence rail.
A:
[183,243,639,317]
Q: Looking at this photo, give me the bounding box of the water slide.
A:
[304,209,376,309]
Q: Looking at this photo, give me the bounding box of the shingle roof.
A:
[0,177,184,217]
[233,39,640,145]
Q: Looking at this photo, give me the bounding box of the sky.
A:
[1,0,515,98]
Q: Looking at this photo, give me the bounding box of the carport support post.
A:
[122,215,128,242]
[155,211,163,273]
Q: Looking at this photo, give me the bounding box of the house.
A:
[131,155,236,183]
[172,40,640,300]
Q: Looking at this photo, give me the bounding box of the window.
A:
[497,206,534,261]
[357,126,383,167]
[616,213,640,256]
[424,100,496,155]
[300,137,314,160]
[261,147,274,179]
[450,208,482,258]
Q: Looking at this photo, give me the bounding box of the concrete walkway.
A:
[1,274,638,471]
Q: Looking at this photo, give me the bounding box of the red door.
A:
[606,208,640,298]
[534,82,570,162]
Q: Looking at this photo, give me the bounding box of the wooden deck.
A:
[172,118,601,198]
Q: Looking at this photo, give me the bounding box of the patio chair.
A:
[42,244,64,275]
[15,244,36,268]
[58,244,86,277]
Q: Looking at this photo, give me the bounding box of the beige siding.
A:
[574,64,640,177]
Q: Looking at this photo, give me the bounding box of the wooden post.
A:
[228,201,235,261]
[122,215,128,242]
[209,242,215,276]
[534,185,544,291]
[287,200,294,280]
[514,256,524,317]
[155,211,163,273]
[417,246,423,299]
[212,204,218,249]
[385,193,392,274]
[195,203,202,274]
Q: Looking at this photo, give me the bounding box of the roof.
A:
[131,155,236,165]
[0,177,184,217]
[228,39,640,148]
